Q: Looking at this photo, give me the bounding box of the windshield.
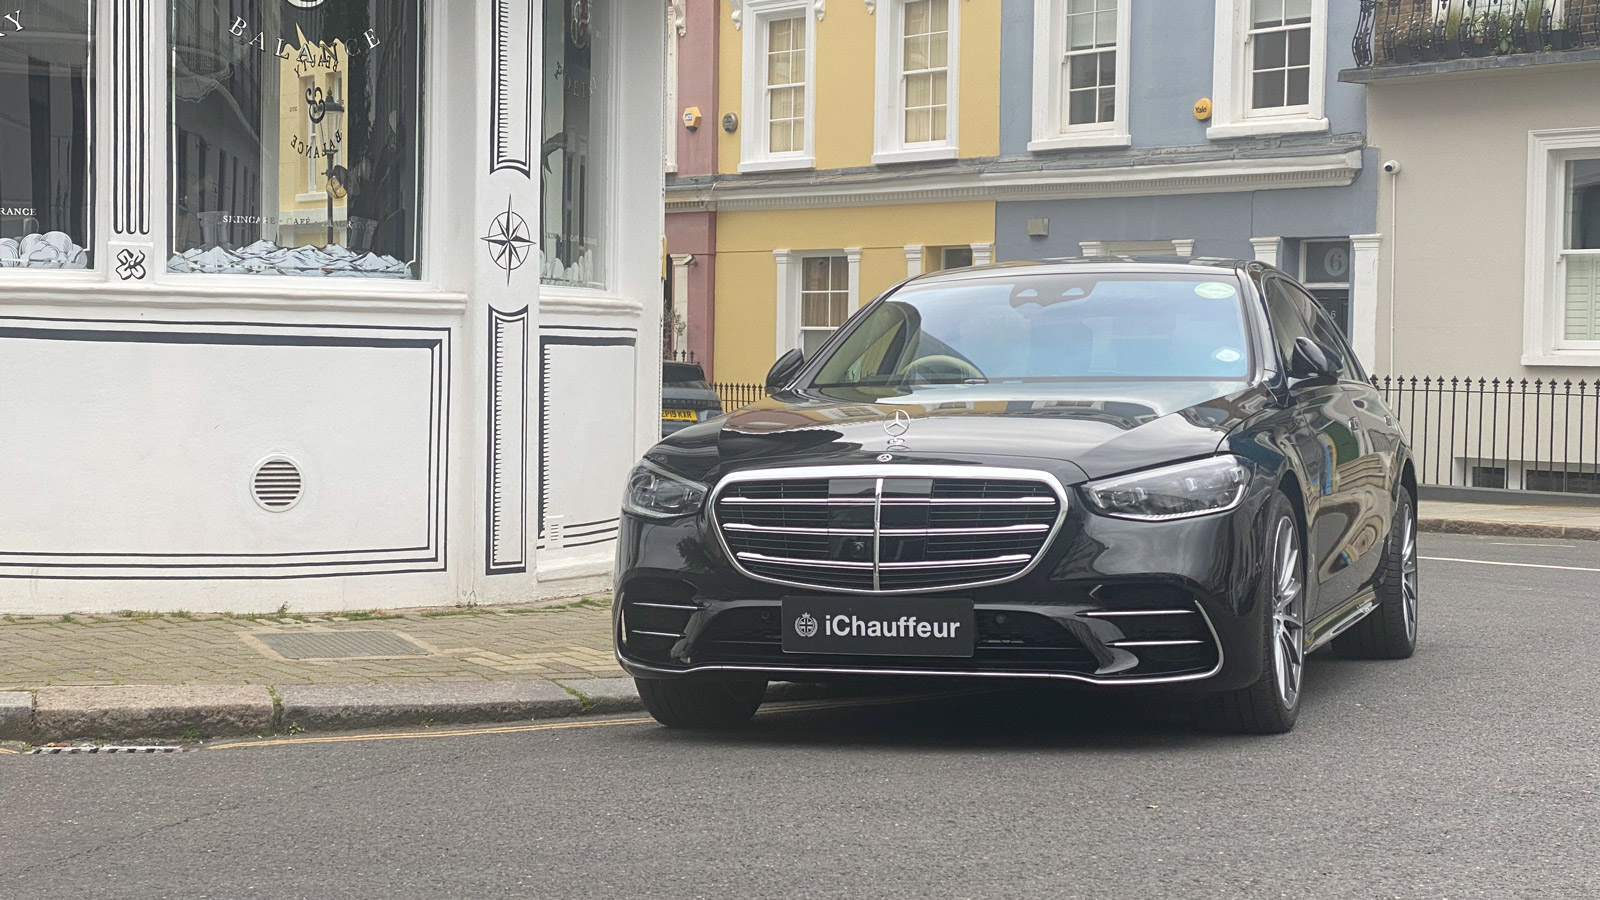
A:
[810,272,1252,387]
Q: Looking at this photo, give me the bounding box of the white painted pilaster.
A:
[845,247,863,309]
[1078,241,1106,257]
[1249,236,1281,266]
[905,245,924,278]
[970,242,993,266]
[1349,233,1382,372]
[1172,239,1196,258]
[774,248,795,355]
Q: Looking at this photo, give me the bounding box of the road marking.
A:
[1422,556,1600,574]
[208,716,656,750]
[207,690,985,751]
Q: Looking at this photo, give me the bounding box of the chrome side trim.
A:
[630,630,684,639]
[617,596,1227,688]
[708,463,1071,597]
[1306,595,1379,652]
[629,602,701,611]
[1109,639,1206,648]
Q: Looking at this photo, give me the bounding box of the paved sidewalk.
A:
[1420,499,1600,540]
[0,597,621,692]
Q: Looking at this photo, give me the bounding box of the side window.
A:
[1288,282,1360,381]
[1261,276,1315,372]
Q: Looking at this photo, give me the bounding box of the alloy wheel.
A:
[1400,512,1419,642]
[1270,515,1305,710]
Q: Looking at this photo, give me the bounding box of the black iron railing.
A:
[1374,376,1600,493]
[1354,0,1600,67]
[712,382,767,414]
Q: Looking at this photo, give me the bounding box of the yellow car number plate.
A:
[662,409,698,421]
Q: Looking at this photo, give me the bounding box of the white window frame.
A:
[740,0,816,174]
[1525,127,1600,366]
[774,248,861,356]
[1208,0,1328,141]
[1029,0,1130,152]
[665,5,680,174]
[873,0,961,165]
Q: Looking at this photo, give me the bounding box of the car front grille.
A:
[713,467,1066,594]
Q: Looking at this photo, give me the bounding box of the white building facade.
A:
[0,0,665,614]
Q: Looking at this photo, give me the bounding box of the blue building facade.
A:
[993,0,1382,363]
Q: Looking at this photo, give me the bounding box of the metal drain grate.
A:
[30,745,184,754]
[255,630,428,660]
[252,457,303,511]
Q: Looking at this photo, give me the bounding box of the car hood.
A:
[647,381,1276,485]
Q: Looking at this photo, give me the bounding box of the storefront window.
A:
[542,0,608,288]
[0,2,92,269]
[169,0,422,278]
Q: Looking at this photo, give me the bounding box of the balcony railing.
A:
[1354,0,1600,68]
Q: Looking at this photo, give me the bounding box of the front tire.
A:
[635,676,767,728]
[1202,490,1305,735]
[1333,490,1419,660]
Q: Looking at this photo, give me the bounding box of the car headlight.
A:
[1083,455,1249,521]
[622,460,708,519]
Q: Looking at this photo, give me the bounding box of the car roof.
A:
[900,257,1265,287]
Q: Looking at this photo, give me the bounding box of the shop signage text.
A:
[227,17,382,63]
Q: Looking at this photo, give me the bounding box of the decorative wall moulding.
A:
[668,0,686,37]
[815,0,826,20]
[666,152,1366,212]
[729,0,741,29]
[865,0,875,12]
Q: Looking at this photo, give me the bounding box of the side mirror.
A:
[765,348,806,393]
[1288,336,1335,380]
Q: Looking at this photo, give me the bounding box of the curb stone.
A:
[275,681,581,733]
[554,678,644,714]
[0,692,31,742]
[1421,518,1600,542]
[33,685,274,742]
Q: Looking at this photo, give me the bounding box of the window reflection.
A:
[542,0,607,288]
[0,2,92,269]
[169,0,422,278]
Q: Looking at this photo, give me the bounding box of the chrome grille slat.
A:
[713,465,1067,595]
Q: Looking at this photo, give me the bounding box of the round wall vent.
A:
[252,457,304,512]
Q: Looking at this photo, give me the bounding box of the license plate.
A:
[661,409,698,421]
[781,596,975,657]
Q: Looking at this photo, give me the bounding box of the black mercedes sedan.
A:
[615,259,1418,734]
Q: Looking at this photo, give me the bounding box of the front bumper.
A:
[614,480,1274,692]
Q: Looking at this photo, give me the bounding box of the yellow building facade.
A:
[668,0,1000,384]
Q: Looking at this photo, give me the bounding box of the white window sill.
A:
[1207,117,1329,141]
[295,191,330,203]
[871,146,960,165]
[738,156,816,174]
[1027,132,1132,153]
[1522,352,1600,367]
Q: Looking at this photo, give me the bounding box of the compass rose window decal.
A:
[483,198,535,284]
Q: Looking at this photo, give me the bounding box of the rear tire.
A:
[1202,490,1304,735]
[635,676,767,728]
[1332,491,1419,660]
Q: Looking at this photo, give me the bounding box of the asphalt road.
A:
[4,533,1598,900]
